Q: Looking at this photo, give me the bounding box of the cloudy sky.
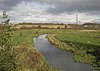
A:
[0,0,100,24]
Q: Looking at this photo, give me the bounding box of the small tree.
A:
[2,11,10,24]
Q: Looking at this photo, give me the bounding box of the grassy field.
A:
[10,29,61,71]
[9,28,100,70]
[47,30,100,70]
[57,30,100,49]
[10,29,63,47]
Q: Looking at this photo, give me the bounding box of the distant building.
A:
[82,23,100,29]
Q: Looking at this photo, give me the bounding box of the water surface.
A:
[34,34,97,71]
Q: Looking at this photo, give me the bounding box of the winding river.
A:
[34,34,97,71]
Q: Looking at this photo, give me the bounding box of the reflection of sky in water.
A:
[34,35,97,71]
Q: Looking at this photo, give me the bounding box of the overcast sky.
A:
[0,0,100,24]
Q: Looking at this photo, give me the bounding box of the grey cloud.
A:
[0,0,34,11]
[43,0,100,14]
[0,0,23,10]
[0,0,100,15]
[85,11,100,16]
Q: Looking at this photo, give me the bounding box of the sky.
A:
[0,0,100,24]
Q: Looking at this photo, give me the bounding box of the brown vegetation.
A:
[15,47,41,71]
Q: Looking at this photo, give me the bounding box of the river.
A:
[34,34,97,71]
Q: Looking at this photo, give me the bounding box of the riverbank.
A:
[47,34,99,70]
[11,29,60,71]
[10,29,100,70]
[34,34,96,71]
[15,47,59,71]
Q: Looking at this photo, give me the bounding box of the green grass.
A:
[47,30,100,70]
[10,29,60,71]
[11,30,36,47]
[57,30,100,48]
[10,29,100,70]
[10,29,62,47]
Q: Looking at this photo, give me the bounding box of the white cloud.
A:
[6,2,53,23]
[0,1,100,24]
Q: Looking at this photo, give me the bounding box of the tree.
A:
[0,11,19,71]
[2,11,10,24]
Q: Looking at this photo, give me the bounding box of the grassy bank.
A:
[10,29,60,71]
[47,30,100,70]
[10,29,100,70]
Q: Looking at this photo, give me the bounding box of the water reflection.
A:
[34,34,97,71]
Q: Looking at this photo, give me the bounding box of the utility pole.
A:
[76,14,78,24]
